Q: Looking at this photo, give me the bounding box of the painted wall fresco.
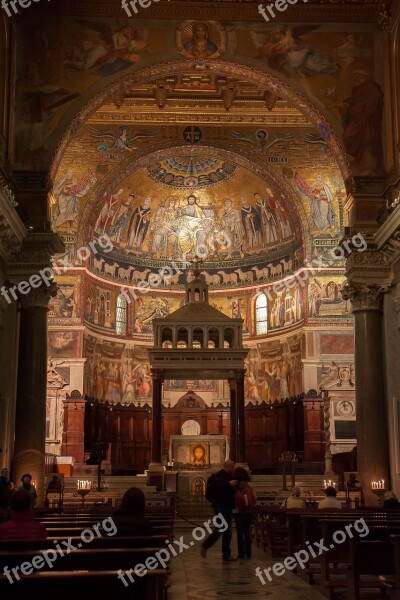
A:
[243,25,384,176]
[48,330,82,358]
[14,17,160,169]
[13,16,383,180]
[84,335,152,404]
[244,339,303,403]
[83,332,305,405]
[165,380,217,392]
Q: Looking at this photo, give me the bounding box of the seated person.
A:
[0,490,48,539]
[284,486,306,509]
[383,491,400,509]
[112,487,154,535]
[47,475,62,491]
[318,486,342,509]
[346,473,360,490]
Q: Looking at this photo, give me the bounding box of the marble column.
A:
[235,374,246,464]
[13,283,56,506]
[342,283,390,506]
[150,373,163,468]
[228,379,236,462]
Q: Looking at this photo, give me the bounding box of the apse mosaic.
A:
[76,159,306,291]
[145,150,237,189]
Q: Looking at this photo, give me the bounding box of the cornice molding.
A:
[7,231,64,280]
[22,0,384,22]
[375,204,400,267]
[345,238,393,287]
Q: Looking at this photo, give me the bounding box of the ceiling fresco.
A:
[12,12,382,177]
[32,13,359,300]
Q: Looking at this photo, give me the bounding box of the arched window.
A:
[256,293,268,335]
[116,294,127,335]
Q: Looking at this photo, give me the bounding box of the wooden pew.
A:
[0,546,171,598]
[0,535,168,551]
[0,547,169,571]
[319,518,400,599]
[0,570,168,599]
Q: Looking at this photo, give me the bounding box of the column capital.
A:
[341,282,391,313]
[19,281,58,310]
[150,369,164,380]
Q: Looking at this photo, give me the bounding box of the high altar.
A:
[170,435,229,468]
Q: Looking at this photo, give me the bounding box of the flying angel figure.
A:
[231,129,294,153]
[304,133,329,150]
[64,20,148,78]
[89,126,157,153]
[250,26,339,78]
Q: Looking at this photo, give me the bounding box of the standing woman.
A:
[233,467,256,559]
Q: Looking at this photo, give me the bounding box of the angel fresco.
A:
[63,21,148,79]
[231,129,294,154]
[89,126,157,155]
[250,26,339,79]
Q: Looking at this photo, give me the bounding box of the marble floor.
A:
[168,527,328,600]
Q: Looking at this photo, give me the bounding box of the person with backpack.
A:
[233,466,255,559]
[201,459,238,561]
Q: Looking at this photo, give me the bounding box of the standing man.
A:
[221,199,245,258]
[0,468,13,508]
[201,460,237,561]
[126,197,152,254]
